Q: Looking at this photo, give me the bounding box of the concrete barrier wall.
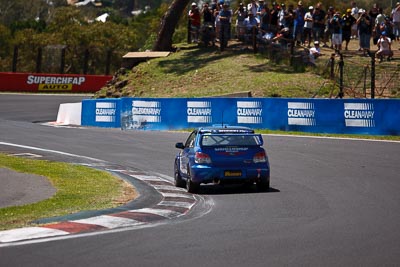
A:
[81,98,400,135]
[56,103,82,125]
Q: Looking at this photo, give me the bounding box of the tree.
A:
[152,0,190,51]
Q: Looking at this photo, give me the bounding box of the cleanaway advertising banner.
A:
[81,98,400,135]
[81,99,121,128]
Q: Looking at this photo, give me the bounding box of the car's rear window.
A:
[201,134,262,147]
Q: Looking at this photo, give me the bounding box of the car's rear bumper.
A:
[190,164,270,184]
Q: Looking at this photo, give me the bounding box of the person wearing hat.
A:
[293,0,306,46]
[329,11,343,51]
[350,2,359,39]
[392,2,400,41]
[376,31,393,61]
[189,3,201,43]
[304,6,314,47]
[309,41,322,66]
[342,8,356,50]
[356,9,372,56]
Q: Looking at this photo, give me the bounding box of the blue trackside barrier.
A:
[81,99,121,128]
[81,98,400,135]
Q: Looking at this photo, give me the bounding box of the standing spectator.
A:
[330,11,343,51]
[392,2,400,41]
[381,16,395,41]
[376,31,394,61]
[218,3,232,50]
[342,9,356,50]
[286,4,295,36]
[293,1,306,46]
[260,7,271,34]
[202,3,214,24]
[211,0,219,12]
[304,6,314,47]
[235,3,247,40]
[278,3,287,30]
[373,8,386,45]
[324,6,335,48]
[270,2,280,34]
[257,0,266,20]
[351,2,360,39]
[247,0,259,17]
[357,9,372,56]
[189,3,201,43]
[312,3,326,43]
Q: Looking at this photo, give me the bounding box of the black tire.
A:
[256,179,270,192]
[186,170,200,193]
[174,162,186,188]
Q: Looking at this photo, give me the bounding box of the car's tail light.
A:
[253,151,267,163]
[195,152,212,164]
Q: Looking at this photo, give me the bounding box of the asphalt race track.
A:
[0,94,399,266]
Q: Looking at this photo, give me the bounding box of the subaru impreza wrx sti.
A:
[174,126,270,193]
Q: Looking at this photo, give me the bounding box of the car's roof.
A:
[198,126,255,134]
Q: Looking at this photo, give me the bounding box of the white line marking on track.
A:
[132,208,181,218]
[0,142,106,162]
[158,201,195,209]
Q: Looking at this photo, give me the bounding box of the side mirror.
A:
[175,142,185,149]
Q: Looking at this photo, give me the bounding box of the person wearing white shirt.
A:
[376,31,393,61]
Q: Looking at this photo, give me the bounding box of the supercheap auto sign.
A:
[0,72,112,93]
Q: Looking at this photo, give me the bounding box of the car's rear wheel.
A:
[186,170,200,193]
[256,179,270,192]
[174,162,186,188]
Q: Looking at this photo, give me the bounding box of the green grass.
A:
[95,43,330,98]
[0,153,136,230]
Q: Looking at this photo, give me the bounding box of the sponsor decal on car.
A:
[287,102,316,126]
[344,103,375,127]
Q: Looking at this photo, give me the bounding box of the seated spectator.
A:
[376,31,393,61]
[309,41,322,66]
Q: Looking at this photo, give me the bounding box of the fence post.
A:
[329,53,335,79]
[36,47,42,73]
[12,46,18,72]
[252,26,257,53]
[338,52,344,98]
[370,51,375,99]
[187,19,191,44]
[60,47,66,74]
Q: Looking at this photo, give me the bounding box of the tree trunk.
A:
[152,0,190,51]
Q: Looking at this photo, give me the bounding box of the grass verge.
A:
[0,153,136,231]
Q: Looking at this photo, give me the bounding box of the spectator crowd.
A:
[188,1,400,62]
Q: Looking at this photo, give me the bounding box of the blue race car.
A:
[174,126,270,193]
